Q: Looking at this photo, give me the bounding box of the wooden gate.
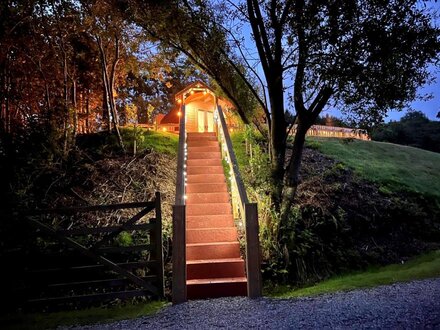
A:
[4,192,164,310]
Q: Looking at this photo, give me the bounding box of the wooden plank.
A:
[172,205,186,304]
[245,203,262,298]
[91,206,153,250]
[26,261,157,275]
[27,201,155,215]
[96,244,152,253]
[46,276,158,290]
[27,218,159,296]
[58,222,155,235]
[27,289,151,305]
[154,192,165,297]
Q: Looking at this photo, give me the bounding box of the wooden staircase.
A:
[185,132,247,299]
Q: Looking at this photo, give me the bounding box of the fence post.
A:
[154,192,165,297]
[245,202,262,298]
[172,205,186,304]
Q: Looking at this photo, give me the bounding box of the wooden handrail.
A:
[172,104,187,304]
[215,105,262,298]
[216,105,248,213]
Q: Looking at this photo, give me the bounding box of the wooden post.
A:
[154,192,165,297]
[172,205,186,304]
[245,203,262,298]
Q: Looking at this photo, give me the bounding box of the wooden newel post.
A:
[154,192,165,297]
[172,205,186,304]
[245,202,262,298]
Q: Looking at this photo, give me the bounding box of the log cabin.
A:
[157,81,238,134]
[156,81,369,140]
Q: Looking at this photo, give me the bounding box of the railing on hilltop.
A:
[172,104,187,304]
[215,105,262,298]
[289,124,370,140]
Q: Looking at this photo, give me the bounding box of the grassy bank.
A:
[268,250,440,298]
[307,138,440,199]
[2,301,167,330]
[121,127,178,155]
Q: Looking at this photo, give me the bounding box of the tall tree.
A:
[126,0,439,263]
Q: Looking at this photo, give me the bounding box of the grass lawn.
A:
[121,127,178,155]
[306,137,440,199]
[2,301,168,330]
[268,250,440,298]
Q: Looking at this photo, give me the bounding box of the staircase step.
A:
[187,174,225,184]
[188,146,220,153]
[186,277,247,299]
[187,135,217,142]
[187,141,219,148]
[187,132,216,136]
[186,215,235,229]
[186,192,230,204]
[187,242,241,260]
[187,258,246,280]
[186,227,238,244]
[187,158,222,166]
[187,166,224,175]
[186,203,232,216]
[186,183,227,193]
[187,151,221,159]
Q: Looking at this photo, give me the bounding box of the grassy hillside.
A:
[307,137,440,200]
[121,128,178,155]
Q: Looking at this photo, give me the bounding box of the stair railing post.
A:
[245,202,262,298]
[172,104,187,304]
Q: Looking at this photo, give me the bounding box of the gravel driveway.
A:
[73,278,440,329]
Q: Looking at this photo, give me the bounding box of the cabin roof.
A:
[175,81,214,99]
[160,107,179,125]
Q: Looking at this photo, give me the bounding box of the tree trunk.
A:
[96,35,125,152]
[62,51,69,154]
[268,76,287,211]
[71,78,77,142]
[86,91,90,133]
[276,119,309,267]
[107,36,125,152]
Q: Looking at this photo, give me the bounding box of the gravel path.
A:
[72,278,440,329]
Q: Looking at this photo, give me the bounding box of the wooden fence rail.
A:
[3,193,164,311]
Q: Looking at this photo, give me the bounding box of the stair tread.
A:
[187,258,244,264]
[187,241,239,247]
[187,202,231,206]
[187,277,247,285]
[186,227,236,231]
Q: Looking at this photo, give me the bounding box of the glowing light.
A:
[178,111,182,117]
[184,195,187,199]
[190,90,195,94]
[162,127,167,131]
[177,99,182,104]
